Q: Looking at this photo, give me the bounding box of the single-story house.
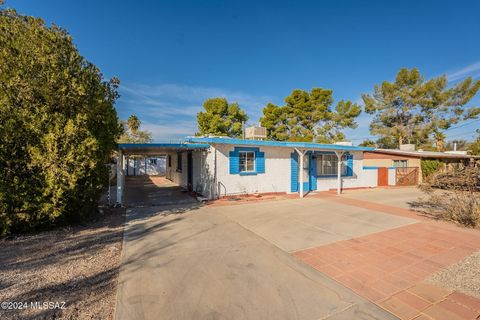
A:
[166,137,379,199]
[363,147,475,186]
[117,137,380,204]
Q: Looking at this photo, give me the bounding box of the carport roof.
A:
[118,143,210,155]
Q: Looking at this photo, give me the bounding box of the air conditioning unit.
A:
[400,144,415,151]
[334,141,353,146]
[245,126,267,140]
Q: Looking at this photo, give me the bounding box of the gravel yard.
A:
[428,250,480,298]
[0,208,125,320]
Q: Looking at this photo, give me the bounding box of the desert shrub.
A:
[414,166,480,227]
[0,9,121,235]
[415,190,480,227]
[429,167,480,191]
[421,159,444,180]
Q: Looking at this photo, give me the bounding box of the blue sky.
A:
[6,0,480,143]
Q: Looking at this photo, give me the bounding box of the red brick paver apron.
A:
[293,195,480,320]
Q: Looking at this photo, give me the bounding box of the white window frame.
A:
[393,160,408,167]
[239,151,256,172]
[316,153,347,176]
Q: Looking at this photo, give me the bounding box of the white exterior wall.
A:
[214,144,291,196]
[165,152,188,188]
[315,152,377,191]
[165,149,216,198]
[165,145,380,199]
[388,168,396,186]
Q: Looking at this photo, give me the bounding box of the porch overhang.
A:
[118,143,210,156]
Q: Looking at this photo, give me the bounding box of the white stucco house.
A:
[116,137,376,205]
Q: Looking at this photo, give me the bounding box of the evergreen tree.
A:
[363,68,480,149]
[261,88,361,142]
[0,8,121,235]
[196,98,248,137]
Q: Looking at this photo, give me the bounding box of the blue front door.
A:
[290,152,317,192]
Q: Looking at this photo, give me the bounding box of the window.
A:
[176,152,182,172]
[393,160,408,167]
[316,154,347,176]
[150,158,157,165]
[239,151,255,172]
[168,155,171,167]
[229,147,264,175]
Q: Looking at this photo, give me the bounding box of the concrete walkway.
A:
[115,203,398,320]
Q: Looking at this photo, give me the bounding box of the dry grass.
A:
[0,208,125,320]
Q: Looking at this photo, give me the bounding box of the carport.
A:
[116,143,210,206]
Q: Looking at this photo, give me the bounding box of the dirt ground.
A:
[0,208,125,320]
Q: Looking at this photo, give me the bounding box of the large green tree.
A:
[196,97,248,137]
[117,115,152,143]
[260,88,361,142]
[0,8,121,235]
[363,68,480,149]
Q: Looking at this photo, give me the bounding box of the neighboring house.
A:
[162,137,376,199]
[125,156,166,176]
[363,146,474,186]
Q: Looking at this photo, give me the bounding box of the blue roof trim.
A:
[118,143,210,149]
[183,137,374,151]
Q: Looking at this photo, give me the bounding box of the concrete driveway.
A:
[215,197,416,252]
[339,187,422,210]
[114,195,416,320]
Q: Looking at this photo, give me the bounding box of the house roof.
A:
[183,137,375,151]
[371,148,474,159]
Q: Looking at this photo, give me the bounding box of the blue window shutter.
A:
[256,151,265,173]
[346,153,354,176]
[309,153,317,190]
[290,152,298,192]
[229,150,239,174]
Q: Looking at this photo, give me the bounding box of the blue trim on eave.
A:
[183,137,374,151]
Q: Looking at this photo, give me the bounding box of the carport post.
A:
[294,148,306,198]
[335,151,344,195]
[116,150,124,206]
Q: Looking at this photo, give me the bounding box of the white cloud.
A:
[447,61,480,82]
[122,83,271,111]
[117,83,273,141]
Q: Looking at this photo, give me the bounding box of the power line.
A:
[443,119,479,131]
[446,131,478,139]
